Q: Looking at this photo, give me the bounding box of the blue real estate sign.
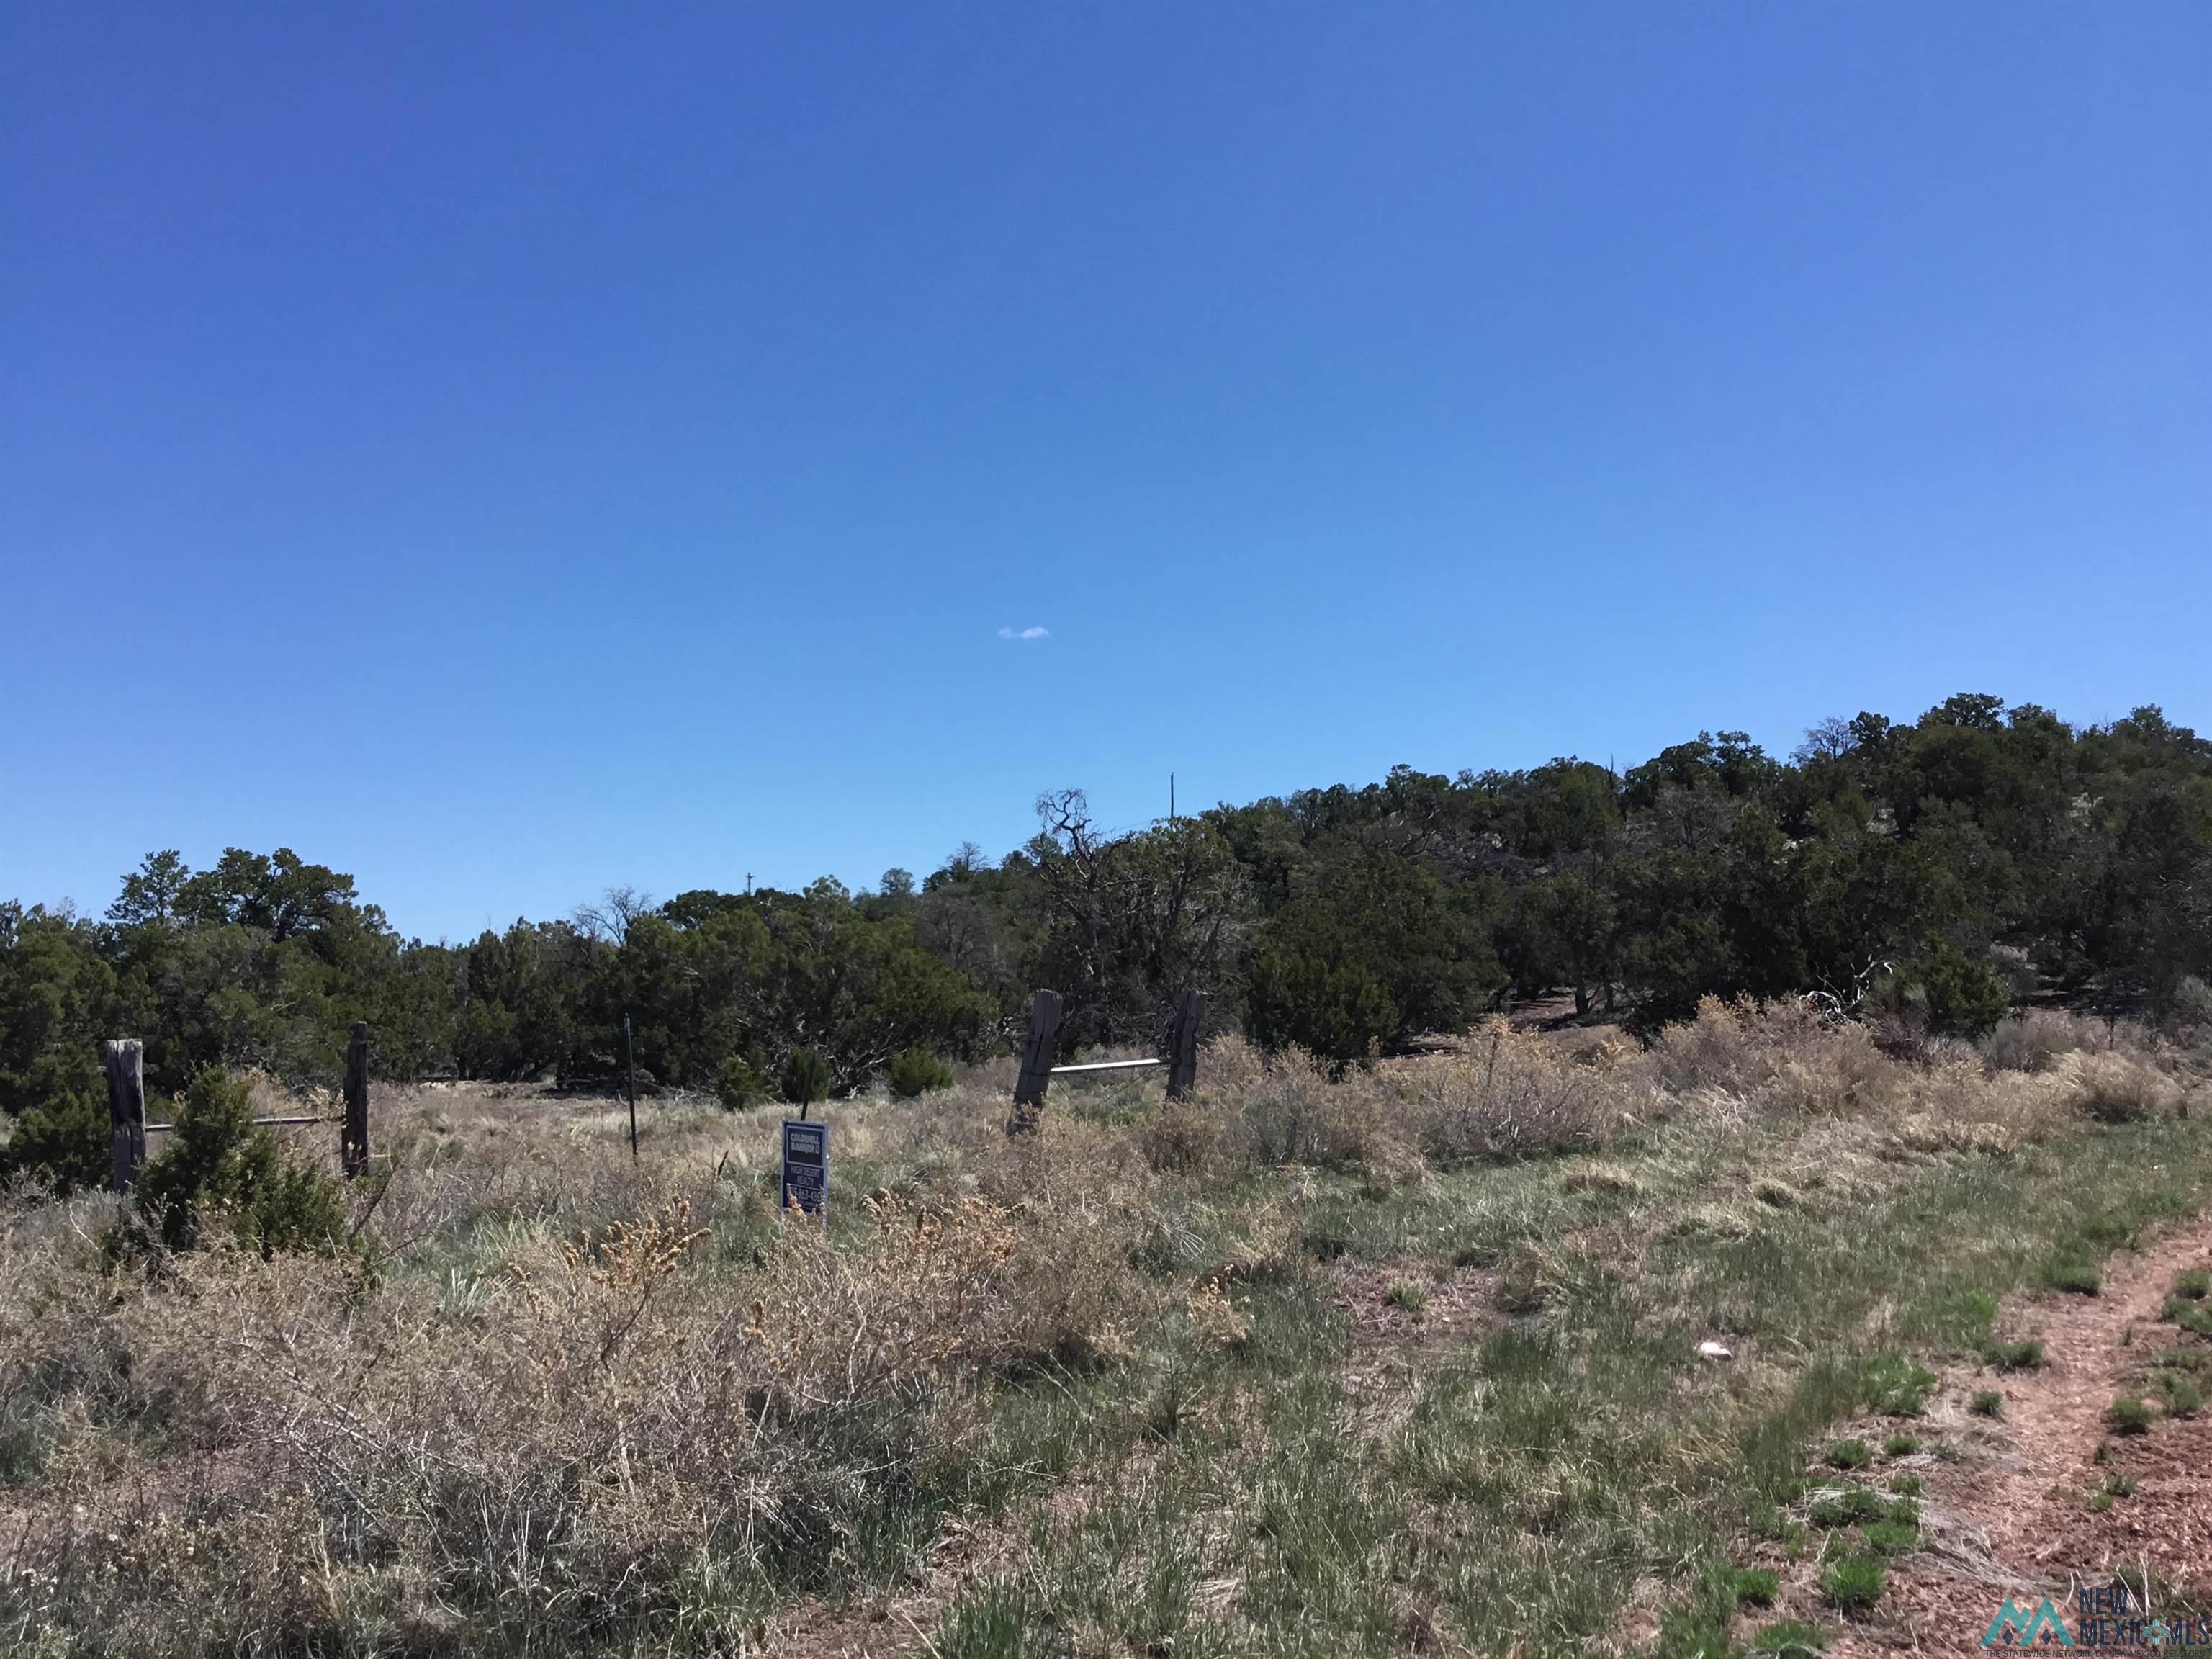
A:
[779,1118,828,1219]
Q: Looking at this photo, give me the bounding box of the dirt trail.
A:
[1823,1218,2212,1654]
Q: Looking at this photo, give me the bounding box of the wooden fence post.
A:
[1008,989,1063,1136]
[103,1039,146,1193]
[342,1022,370,1177]
[1166,989,1202,1101]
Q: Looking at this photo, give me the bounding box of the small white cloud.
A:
[997,625,1050,640]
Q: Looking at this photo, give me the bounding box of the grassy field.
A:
[3,1003,2208,1657]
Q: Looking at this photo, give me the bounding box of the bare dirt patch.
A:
[1813,1220,2212,1655]
[1337,1260,1496,1354]
[1334,1259,1499,1438]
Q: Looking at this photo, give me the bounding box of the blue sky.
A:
[4,4,2207,941]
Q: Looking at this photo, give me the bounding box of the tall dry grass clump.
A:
[1587,995,2191,1151]
[1157,1027,1641,1175]
[1975,1010,2189,1125]
[1233,1041,1371,1167]
[1650,996,1897,1115]
[2060,1048,2185,1123]
[0,1118,1153,1657]
[1399,1019,1640,1164]
[2169,977,2212,1047]
[1981,1008,2095,1073]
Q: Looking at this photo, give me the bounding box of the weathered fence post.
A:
[1008,989,1063,1136]
[103,1039,146,1193]
[1166,989,1203,1101]
[342,1021,370,1177]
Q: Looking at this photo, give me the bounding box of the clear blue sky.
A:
[5,4,2207,942]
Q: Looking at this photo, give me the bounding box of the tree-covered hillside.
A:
[6,695,2208,1174]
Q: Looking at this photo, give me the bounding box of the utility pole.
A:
[1169,773,1176,822]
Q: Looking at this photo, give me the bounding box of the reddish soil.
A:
[1335,1259,1502,1438]
[1800,1221,2212,1655]
[562,1224,2212,1657]
[1337,1261,1497,1354]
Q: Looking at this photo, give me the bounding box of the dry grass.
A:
[0,1094,1156,1655]
[1149,1020,1646,1178]
[1982,1008,2095,1073]
[1,1003,2205,1657]
[2062,1048,2186,1123]
[1651,996,1899,1115]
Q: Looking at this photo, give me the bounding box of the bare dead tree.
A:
[1030,789,1248,1049]
[573,886,654,946]
[1794,716,1858,765]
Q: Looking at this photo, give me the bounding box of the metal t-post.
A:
[624,1013,639,1159]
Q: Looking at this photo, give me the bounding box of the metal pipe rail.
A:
[104,1025,374,1193]
[1009,988,1203,1135]
[144,1114,333,1132]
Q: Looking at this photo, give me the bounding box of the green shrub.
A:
[778,1048,832,1105]
[886,1046,954,1100]
[2174,1269,2212,1301]
[1859,1519,1918,1557]
[715,1050,768,1110]
[2043,1257,2101,1295]
[1887,1496,1919,1524]
[937,1580,1031,1658]
[1807,1485,1887,1528]
[1748,1620,1827,1657]
[0,1089,109,1195]
[1990,1339,2045,1370]
[1244,855,1501,1067]
[1969,1390,2003,1418]
[1863,1353,1938,1416]
[2107,1396,2155,1435]
[1888,1473,1923,1496]
[1881,1432,1920,1457]
[1729,1567,1780,1609]
[1894,943,2011,1040]
[2154,1370,2203,1417]
[1820,1553,1886,1614]
[1825,1439,1871,1470]
[1384,1280,1429,1317]
[2177,1303,2212,1338]
[1655,1560,1780,1658]
[132,1068,343,1258]
[1949,1288,2000,1343]
[2080,1213,2137,1250]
